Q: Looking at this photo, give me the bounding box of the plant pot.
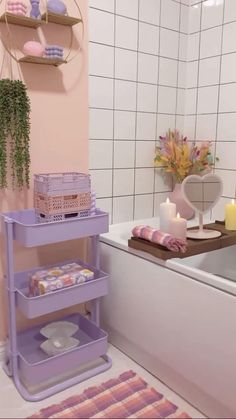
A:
[169,183,195,220]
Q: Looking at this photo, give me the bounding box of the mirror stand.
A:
[187,213,221,240]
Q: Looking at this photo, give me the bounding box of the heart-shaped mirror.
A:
[182,173,223,214]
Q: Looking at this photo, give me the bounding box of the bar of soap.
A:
[52,338,64,348]
[23,41,44,57]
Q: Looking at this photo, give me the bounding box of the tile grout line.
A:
[111,1,116,224]
[89,3,189,35]
[96,191,173,201]
[89,73,186,90]
[89,40,188,62]
[132,0,140,221]
[175,1,182,129]
[90,138,236,143]
[214,0,225,168]
[211,0,225,218]
[193,1,203,140]
[90,71,236,90]
[153,0,162,218]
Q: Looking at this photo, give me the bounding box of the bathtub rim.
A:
[100,216,236,297]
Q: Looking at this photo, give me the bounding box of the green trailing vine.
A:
[0,79,31,189]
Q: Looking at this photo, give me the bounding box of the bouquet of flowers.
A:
[154,129,216,183]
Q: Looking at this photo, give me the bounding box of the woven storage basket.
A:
[36,209,91,223]
[34,172,91,218]
[34,192,91,215]
[34,173,91,195]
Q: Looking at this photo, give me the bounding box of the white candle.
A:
[169,213,187,240]
[160,198,176,233]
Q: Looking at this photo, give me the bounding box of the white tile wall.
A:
[89,8,114,45]
[159,58,178,87]
[115,80,137,111]
[139,0,160,25]
[136,113,156,140]
[137,83,158,113]
[134,194,154,220]
[188,3,201,33]
[115,49,137,81]
[113,169,135,196]
[217,113,236,141]
[187,33,200,61]
[135,168,155,194]
[196,114,217,140]
[116,16,138,50]
[114,141,135,168]
[160,28,179,59]
[116,0,139,19]
[222,21,236,54]
[184,0,236,221]
[186,61,198,88]
[135,141,156,168]
[139,22,159,55]
[221,52,236,83]
[201,0,224,30]
[185,88,197,114]
[89,140,113,169]
[138,53,158,84]
[158,86,177,114]
[89,43,114,78]
[224,0,236,23]
[198,56,220,86]
[114,111,136,140]
[161,0,180,31]
[90,0,236,223]
[197,85,219,114]
[89,76,113,108]
[90,109,113,139]
[200,26,222,59]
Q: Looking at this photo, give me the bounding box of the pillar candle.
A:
[169,213,187,240]
[160,198,176,233]
[225,199,236,231]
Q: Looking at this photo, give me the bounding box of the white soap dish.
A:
[40,321,79,339]
[40,336,80,356]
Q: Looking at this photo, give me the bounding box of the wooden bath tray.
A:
[128,221,236,260]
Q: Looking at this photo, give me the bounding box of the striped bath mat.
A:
[30,370,190,418]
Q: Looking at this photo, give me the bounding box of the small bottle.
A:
[30,0,41,19]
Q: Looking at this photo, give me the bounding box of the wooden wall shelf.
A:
[0,12,42,28]
[19,55,66,66]
[42,12,82,26]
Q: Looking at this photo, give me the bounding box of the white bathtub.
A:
[100,217,236,419]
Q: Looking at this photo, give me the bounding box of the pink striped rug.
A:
[30,370,191,418]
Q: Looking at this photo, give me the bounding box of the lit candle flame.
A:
[166,198,170,204]
[232,199,235,205]
[177,213,180,219]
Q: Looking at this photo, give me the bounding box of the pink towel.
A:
[132,225,187,253]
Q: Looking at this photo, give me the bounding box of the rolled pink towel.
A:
[132,225,187,253]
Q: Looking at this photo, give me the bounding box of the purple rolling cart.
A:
[2,209,112,401]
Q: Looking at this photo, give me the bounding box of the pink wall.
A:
[0,0,89,341]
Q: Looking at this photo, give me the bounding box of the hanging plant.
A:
[0,78,31,189]
[0,79,11,188]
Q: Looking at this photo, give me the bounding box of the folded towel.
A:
[132,225,187,253]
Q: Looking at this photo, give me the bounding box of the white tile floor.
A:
[0,345,205,419]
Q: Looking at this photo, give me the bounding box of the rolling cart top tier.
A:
[2,209,109,247]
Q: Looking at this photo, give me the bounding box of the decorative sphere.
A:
[47,0,67,15]
[23,41,44,57]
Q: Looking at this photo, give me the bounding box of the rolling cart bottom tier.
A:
[17,313,108,386]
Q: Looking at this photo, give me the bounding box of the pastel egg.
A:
[23,41,44,57]
[47,0,67,15]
